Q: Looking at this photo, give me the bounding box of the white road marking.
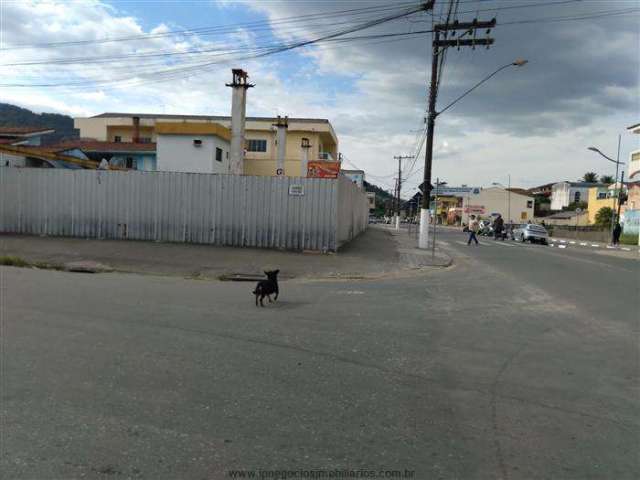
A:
[492,241,515,247]
[621,248,631,251]
[569,241,576,244]
[591,244,599,247]
[558,245,567,249]
[560,240,567,243]
[580,242,588,246]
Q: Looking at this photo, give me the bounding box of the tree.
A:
[595,206,614,228]
[582,172,599,183]
[600,174,615,184]
[563,201,588,212]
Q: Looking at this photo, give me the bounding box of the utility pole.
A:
[394,155,414,231]
[419,17,496,248]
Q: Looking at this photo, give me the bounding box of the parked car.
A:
[513,223,549,244]
[368,216,379,224]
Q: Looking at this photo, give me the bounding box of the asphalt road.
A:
[2,232,638,479]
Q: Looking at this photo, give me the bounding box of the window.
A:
[139,137,151,144]
[226,151,229,159]
[597,191,607,199]
[574,191,581,203]
[215,147,223,162]
[527,200,533,208]
[125,157,136,169]
[114,136,122,143]
[247,139,267,152]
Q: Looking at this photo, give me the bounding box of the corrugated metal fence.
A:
[0,168,368,251]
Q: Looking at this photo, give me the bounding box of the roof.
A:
[0,144,100,168]
[47,140,156,153]
[155,122,231,141]
[627,122,640,132]
[527,182,557,191]
[554,181,606,188]
[91,112,330,124]
[0,126,55,136]
[506,188,534,197]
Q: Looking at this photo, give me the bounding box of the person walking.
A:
[493,214,505,241]
[467,215,479,245]
[612,222,622,246]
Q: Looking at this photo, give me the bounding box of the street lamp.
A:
[587,135,623,243]
[419,58,528,249]
[436,59,528,117]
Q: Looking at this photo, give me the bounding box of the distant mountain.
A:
[0,103,79,144]
[364,180,398,215]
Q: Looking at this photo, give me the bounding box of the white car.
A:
[513,223,549,244]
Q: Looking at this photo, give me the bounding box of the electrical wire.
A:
[1,3,429,88]
[1,2,421,50]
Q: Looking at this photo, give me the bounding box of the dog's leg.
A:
[267,295,272,303]
[260,295,265,307]
[274,292,278,301]
[255,294,259,307]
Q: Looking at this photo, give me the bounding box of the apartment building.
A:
[74,113,338,177]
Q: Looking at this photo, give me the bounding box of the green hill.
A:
[0,103,78,144]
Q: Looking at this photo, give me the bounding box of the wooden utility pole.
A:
[418,16,496,248]
[394,155,414,229]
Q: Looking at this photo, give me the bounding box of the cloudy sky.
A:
[1,0,638,196]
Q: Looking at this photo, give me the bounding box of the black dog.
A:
[252,270,279,307]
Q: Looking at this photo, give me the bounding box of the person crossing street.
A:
[468,215,480,245]
[493,214,505,241]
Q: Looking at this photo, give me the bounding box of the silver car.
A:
[513,223,549,244]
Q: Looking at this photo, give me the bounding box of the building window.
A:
[193,139,202,147]
[574,191,581,203]
[139,137,151,144]
[125,157,136,169]
[246,139,267,152]
[527,200,533,208]
[215,147,223,162]
[114,136,122,143]
[597,191,607,199]
[226,151,229,159]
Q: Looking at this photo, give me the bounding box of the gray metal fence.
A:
[0,168,368,251]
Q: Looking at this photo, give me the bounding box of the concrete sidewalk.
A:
[0,226,451,281]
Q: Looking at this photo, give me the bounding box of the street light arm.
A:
[587,147,623,165]
[436,63,515,117]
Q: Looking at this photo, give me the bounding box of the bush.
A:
[595,206,614,228]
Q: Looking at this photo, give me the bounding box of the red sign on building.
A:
[307,161,340,179]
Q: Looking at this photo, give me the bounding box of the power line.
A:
[1,4,432,88]
[1,2,421,50]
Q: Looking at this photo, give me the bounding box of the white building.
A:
[550,181,604,210]
[341,169,365,188]
[460,186,534,224]
[628,122,640,181]
[156,122,231,174]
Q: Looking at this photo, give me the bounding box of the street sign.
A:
[288,185,304,196]
[433,186,481,197]
[575,207,582,213]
